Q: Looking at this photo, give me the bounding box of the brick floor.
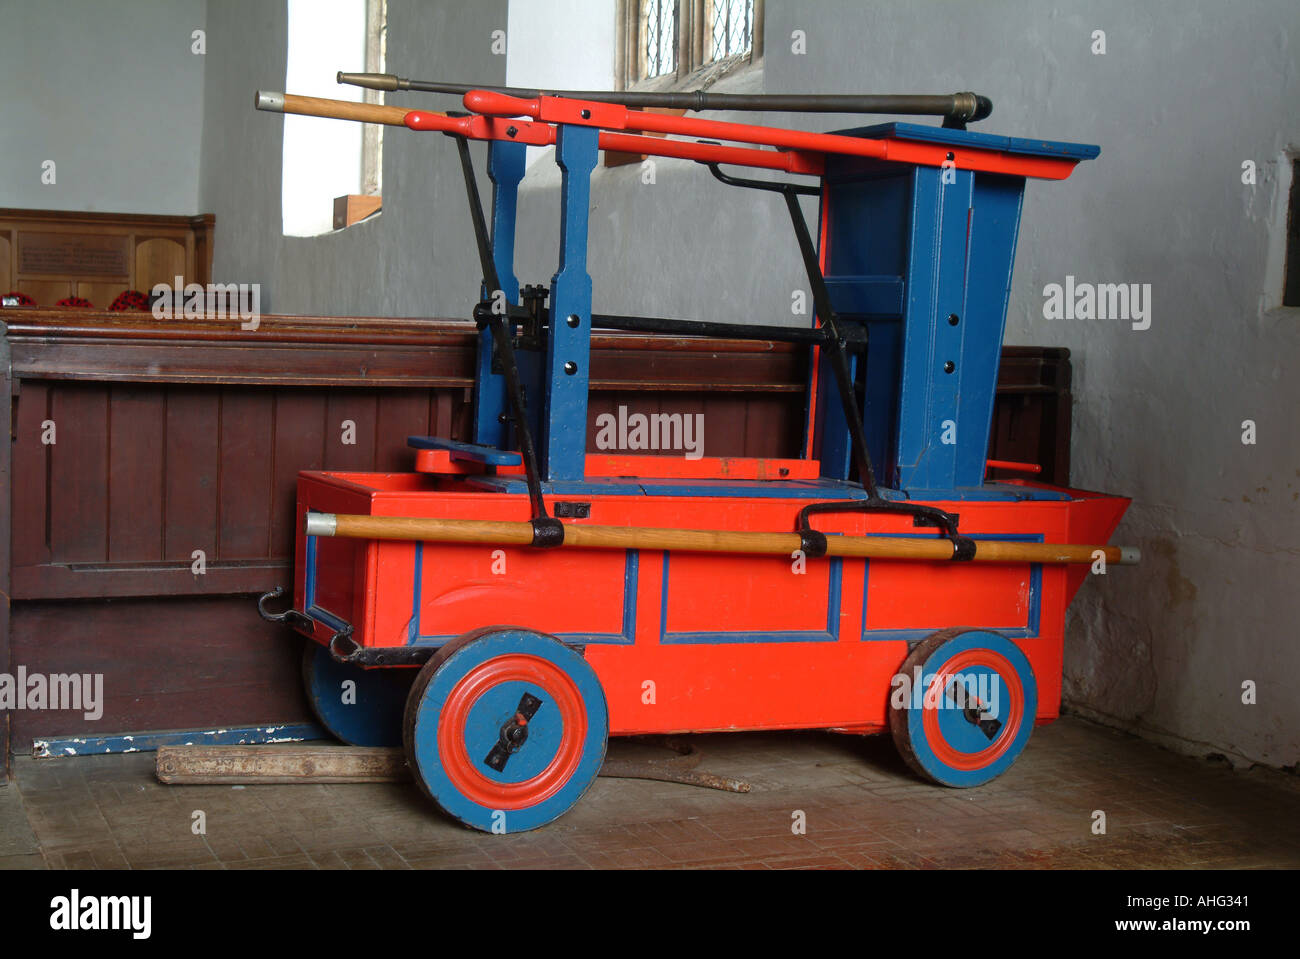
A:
[5,716,1299,870]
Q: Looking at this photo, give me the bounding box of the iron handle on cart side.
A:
[303,513,1140,566]
[257,587,367,662]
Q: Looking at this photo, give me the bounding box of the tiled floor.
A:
[4,716,1298,869]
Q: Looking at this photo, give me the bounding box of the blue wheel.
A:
[889,628,1038,787]
[301,641,414,747]
[402,627,608,833]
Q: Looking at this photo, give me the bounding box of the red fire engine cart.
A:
[256,76,1136,833]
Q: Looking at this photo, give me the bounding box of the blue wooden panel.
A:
[543,124,599,481]
[892,166,1025,491]
[860,316,903,485]
[407,434,522,466]
[837,122,1100,161]
[952,174,1026,486]
[825,276,905,316]
[826,173,911,275]
[894,166,965,490]
[814,153,1030,495]
[815,168,913,482]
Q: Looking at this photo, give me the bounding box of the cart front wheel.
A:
[403,627,608,833]
[889,628,1038,787]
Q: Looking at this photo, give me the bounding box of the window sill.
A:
[628,49,761,96]
[332,194,383,231]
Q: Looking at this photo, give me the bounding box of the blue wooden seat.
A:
[406,435,522,466]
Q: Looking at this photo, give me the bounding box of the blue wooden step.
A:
[406,436,522,466]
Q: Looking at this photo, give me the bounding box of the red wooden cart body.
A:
[295,468,1127,736]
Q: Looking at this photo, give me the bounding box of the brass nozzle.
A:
[337,71,401,92]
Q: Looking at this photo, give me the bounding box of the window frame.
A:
[359,0,387,199]
[616,0,764,93]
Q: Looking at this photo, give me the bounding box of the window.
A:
[281,0,386,237]
[620,0,762,89]
[360,0,387,199]
[641,0,676,79]
[708,0,755,63]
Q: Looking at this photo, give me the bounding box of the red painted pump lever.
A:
[459,89,1083,181]
[985,460,1044,475]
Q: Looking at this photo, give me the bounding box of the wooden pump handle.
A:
[305,513,1140,566]
[254,90,421,126]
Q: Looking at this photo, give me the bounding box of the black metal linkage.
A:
[704,162,975,557]
[588,311,865,351]
[450,134,556,535]
[776,177,881,496]
[706,163,821,197]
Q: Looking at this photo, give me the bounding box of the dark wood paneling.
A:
[1,332,10,776]
[375,392,436,472]
[48,384,109,564]
[270,392,328,561]
[108,387,165,562]
[324,391,380,472]
[163,388,220,563]
[217,390,275,558]
[9,598,312,744]
[10,381,51,569]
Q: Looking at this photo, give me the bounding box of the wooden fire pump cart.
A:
[255,73,1136,832]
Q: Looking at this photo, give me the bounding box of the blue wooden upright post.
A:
[473,139,527,451]
[542,124,598,481]
[894,166,1024,492]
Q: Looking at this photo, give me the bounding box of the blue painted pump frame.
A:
[470,119,1094,496]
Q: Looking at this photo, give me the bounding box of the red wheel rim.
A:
[921,648,1024,771]
[437,654,587,810]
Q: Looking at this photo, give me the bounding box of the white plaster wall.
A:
[506,0,615,90]
[513,0,1300,769]
[197,0,509,316]
[0,0,207,214]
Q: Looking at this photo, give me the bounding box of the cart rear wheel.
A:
[403,627,608,833]
[301,641,414,747]
[889,628,1037,787]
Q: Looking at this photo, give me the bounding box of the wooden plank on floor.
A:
[156,744,411,784]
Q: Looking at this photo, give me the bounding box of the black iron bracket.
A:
[257,587,314,632]
[326,631,435,667]
[451,132,553,528]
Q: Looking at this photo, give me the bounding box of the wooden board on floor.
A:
[156,744,410,784]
